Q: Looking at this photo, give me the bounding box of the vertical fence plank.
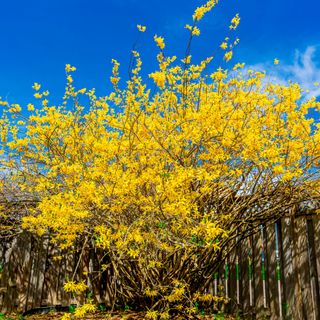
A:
[240,236,247,314]
[313,214,320,318]
[261,224,269,313]
[275,219,286,319]
[306,217,320,319]
[16,233,34,312]
[253,226,265,319]
[61,251,74,306]
[237,235,246,317]
[287,216,304,320]
[235,236,241,310]
[55,251,67,306]
[292,216,313,319]
[2,237,19,312]
[0,239,12,311]
[0,239,8,309]
[240,233,255,318]
[31,234,50,308]
[228,246,237,313]
[102,259,113,308]
[41,240,63,306]
[1,233,34,312]
[281,217,295,319]
[248,233,255,318]
[266,222,279,320]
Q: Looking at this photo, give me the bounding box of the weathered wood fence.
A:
[1,214,320,319]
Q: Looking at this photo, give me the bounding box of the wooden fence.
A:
[1,215,320,319]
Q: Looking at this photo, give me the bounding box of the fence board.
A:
[237,235,246,316]
[41,241,63,306]
[306,218,320,319]
[313,215,320,294]
[266,222,279,320]
[253,227,265,319]
[1,237,19,311]
[227,244,237,313]
[293,217,313,319]
[2,233,34,312]
[281,217,295,319]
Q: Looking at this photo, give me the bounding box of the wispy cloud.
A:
[284,46,320,97]
[249,45,320,98]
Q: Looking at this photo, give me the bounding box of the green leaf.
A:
[69,304,77,313]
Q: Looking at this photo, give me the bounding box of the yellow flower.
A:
[63,280,88,293]
[233,62,245,70]
[128,248,139,258]
[160,311,170,320]
[65,64,76,72]
[146,310,158,320]
[145,288,158,297]
[10,104,21,112]
[34,92,43,99]
[74,307,86,318]
[61,313,71,320]
[149,71,166,88]
[223,50,233,62]
[32,82,41,91]
[181,55,192,64]
[137,24,146,32]
[193,6,207,21]
[229,13,240,30]
[273,165,284,175]
[192,1,217,21]
[154,35,165,50]
[192,26,201,36]
[74,303,95,317]
[274,58,279,65]
[220,42,228,50]
[110,77,119,86]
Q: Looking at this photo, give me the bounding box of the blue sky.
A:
[0,0,319,106]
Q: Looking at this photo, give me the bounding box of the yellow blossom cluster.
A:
[154,35,165,50]
[63,280,88,293]
[229,13,240,30]
[193,0,218,21]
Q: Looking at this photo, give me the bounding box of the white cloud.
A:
[249,45,320,99]
[284,46,320,97]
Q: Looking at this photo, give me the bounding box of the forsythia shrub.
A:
[0,0,320,317]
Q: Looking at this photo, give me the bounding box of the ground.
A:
[1,311,235,320]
